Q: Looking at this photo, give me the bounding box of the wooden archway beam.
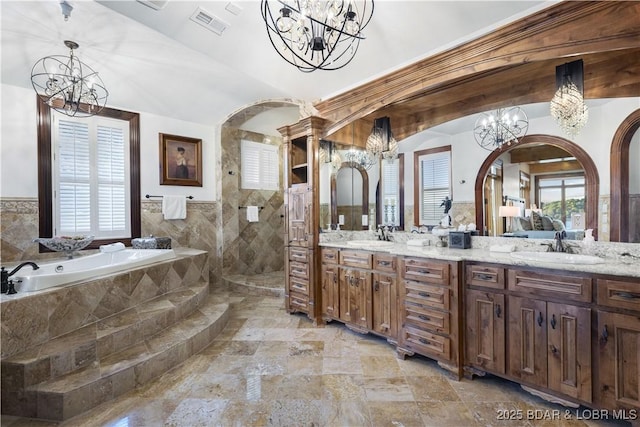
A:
[315,1,640,138]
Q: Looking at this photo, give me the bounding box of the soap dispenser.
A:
[583,229,595,245]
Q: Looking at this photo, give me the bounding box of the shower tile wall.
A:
[221,127,285,276]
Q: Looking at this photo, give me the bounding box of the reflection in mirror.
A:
[629,127,640,242]
[331,162,369,230]
[482,143,586,239]
[380,155,404,229]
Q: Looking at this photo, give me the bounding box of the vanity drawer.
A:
[402,280,450,312]
[403,302,450,334]
[466,264,504,289]
[400,258,450,285]
[289,247,309,263]
[508,269,592,303]
[373,253,396,272]
[289,276,309,295]
[401,325,451,361]
[289,261,309,280]
[597,278,640,311]
[321,248,339,264]
[340,250,373,269]
[289,291,309,311]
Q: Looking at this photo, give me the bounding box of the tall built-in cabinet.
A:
[280,117,327,321]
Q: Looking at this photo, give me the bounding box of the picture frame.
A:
[159,133,202,186]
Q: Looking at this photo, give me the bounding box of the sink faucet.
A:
[377,225,393,241]
[554,230,567,253]
[1,262,39,294]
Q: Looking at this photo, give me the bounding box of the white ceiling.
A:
[1,0,552,129]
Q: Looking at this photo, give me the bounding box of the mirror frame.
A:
[610,108,640,242]
[474,134,599,238]
[331,161,369,230]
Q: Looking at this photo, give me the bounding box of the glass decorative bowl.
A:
[33,235,94,258]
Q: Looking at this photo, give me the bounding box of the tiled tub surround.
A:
[319,231,640,277]
[0,249,231,421]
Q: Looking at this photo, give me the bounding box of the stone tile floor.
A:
[1,288,632,427]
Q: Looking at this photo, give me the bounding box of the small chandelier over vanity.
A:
[550,59,588,138]
[366,116,398,161]
[260,0,374,72]
[473,106,529,151]
[31,40,109,118]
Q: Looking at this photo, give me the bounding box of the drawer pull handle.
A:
[418,269,431,275]
[612,291,640,300]
[419,338,431,345]
[477,273,493,281]
[418,292,431,298]
[550,314,556,330]
[601,325,609,345]
[379,261,392,266]
[495,304,501,318]
[418,315,431,321]
[537,312,544,327]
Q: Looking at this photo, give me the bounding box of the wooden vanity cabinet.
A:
[465,263,506,375]
[339,250,373,333]
[371,253,398,339]
[320,248,339,321]
[507,269,592,403]
[398,257,461,375]
[595,277,640,411]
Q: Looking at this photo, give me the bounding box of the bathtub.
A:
[11,249,176,293]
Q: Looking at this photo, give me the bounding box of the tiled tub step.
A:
[1,295,230,420]
[222,271,285,298]
[1,283,208,390]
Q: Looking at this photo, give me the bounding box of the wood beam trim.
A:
[528,160,582,175]
[316,2,640,137]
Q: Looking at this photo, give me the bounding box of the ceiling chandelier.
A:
[473,107,529,151]
[550,60,588,138]
[344,148,375,170]
[366,116,398,161]
[31,40,109,117]
[260,0,374,72]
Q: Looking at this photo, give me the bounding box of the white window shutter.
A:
[420,151,451,225]
[241,140,279,191]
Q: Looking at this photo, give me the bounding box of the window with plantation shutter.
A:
[53,113,130,238]
[417,147,451,225]
[381,158,400,226]
[241,140,279,190]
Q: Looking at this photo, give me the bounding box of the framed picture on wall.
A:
[159,133,202,186]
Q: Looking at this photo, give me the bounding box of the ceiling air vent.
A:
[190,7,230,36]
[136,0,169,10]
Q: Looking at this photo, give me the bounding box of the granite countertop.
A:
[319,237,640,279]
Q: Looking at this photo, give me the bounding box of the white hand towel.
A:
[99,242,125,253]
[247,206,259,222]
[162,195,186,220]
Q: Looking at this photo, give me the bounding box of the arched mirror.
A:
[475,135,599,239]
[331,162,369,230]
[610,108,640,242]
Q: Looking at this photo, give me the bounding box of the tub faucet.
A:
[1,262,40,294]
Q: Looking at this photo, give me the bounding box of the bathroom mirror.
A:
[476,136,598,239]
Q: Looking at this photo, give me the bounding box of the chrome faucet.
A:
[1,262,39,294]
[554,230,567,253]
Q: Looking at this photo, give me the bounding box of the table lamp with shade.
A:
[499,205,521,234]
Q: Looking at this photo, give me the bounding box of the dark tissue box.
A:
[448,231,472,249]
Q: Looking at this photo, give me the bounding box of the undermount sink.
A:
[346,240,395,249]
[510,251,605,265]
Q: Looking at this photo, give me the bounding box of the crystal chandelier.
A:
[473,107,528,151]
[550,60,588,138]
[344,148,375,170]
[366,116,398,161]
[31,40,109,117]
[260,0,374,72]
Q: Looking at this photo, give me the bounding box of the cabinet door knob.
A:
[374,281,380,292]
[537,312,544,327]
[550,344,558,355]
[495,304,501,318]
[550,314,556,330]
